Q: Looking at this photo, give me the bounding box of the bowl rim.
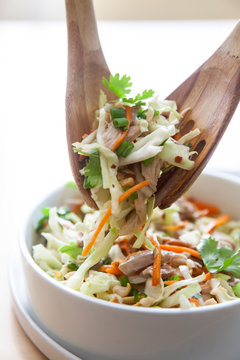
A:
[19,170,240,315]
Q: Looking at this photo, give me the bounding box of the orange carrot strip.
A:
[72,204,82,214]
[164,280,178,286]
[112,106,132,151]
[82,206,112,256]
[44,220,49,228]
[118,180,150,203]
[111,258,125,267]
[164,220,188,231]
[205,214,231,234]
[188,199,220,215]
[150,236,161,286]
[119,239,131,256]
[189,298,199,307]
[203,272,211,281]
[98,265,123,275]
[82,180,150,256]
[160,244,202,260]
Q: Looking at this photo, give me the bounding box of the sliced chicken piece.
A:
[176,198,199,220]
[118,250,154,276]
[125,124,141,142]
[141,157,163,193]
[102,121,122,149]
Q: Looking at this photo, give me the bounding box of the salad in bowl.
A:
[32,75,240,309]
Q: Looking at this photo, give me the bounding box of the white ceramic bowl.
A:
[19,172,240,360]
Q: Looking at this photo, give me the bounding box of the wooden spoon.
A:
[65,0,114,209]
[155,21,240,208]
[65,1,240,209]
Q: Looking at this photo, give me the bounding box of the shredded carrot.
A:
[164,280,179,286]
[188,199,220,215]
[82,180,150,256]
[112,106,132,151]
[164,220,188,231]
[98,265,123,275]
[203,272,211,281]
[82,206,112,256]
[111,258,125,267]
[160,244,202,260]
[118,180,150,203]
[72,204,82,214]
[205,214,231,234]
[189,298,199,307]
[119,239,131,256]
[150,236,161,286]
[44,220,49,228]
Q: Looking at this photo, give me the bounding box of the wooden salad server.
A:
[65,0,240,209]
[65,0,114,209]
[155,21,240,208]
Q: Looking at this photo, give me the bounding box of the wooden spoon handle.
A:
[220,21,240,58]
[65,0,110,138]
[65,0,110,208]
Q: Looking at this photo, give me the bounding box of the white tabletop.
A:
[0,19,239,359]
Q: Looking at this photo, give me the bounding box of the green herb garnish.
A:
[102,74,132,98]
[166,275,181,281]
[59,242,83,259]
[124,187,138,200]
[102,74,154,106]
[119,276,130,287]
[67,262,79,271]
[83,149,103,189]
[113,118,129,128]
[110,107,126,118]
[143,157,155,166]
[198,237,240,277]
[116,140,134,158]
[102,257,112,265]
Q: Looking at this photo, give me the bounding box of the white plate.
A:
[9,247,82,360]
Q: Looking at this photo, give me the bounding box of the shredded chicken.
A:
[102,121,122,149]
[119,250,154,275]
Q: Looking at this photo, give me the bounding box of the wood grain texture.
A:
[65,0,114,208]
[155,21,240,208]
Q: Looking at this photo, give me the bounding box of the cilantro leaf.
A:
[83,149,103,189]
[198,237,240,277]
[102,74,132,98]
[133,89,155,102]
[123,89,155,105]
[59,242,83,259]
[119,276,130,287]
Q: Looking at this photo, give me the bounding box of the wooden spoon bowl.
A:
[65,0,240,209]
[156,22,240,208]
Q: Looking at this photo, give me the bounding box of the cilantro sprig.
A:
[198,237,240,277]
[83,149,103,189]
[102,74,132,98]
[102,74,154,105]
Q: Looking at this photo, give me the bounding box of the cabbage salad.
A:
[34,189,240,308]
[33,74,240,308]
